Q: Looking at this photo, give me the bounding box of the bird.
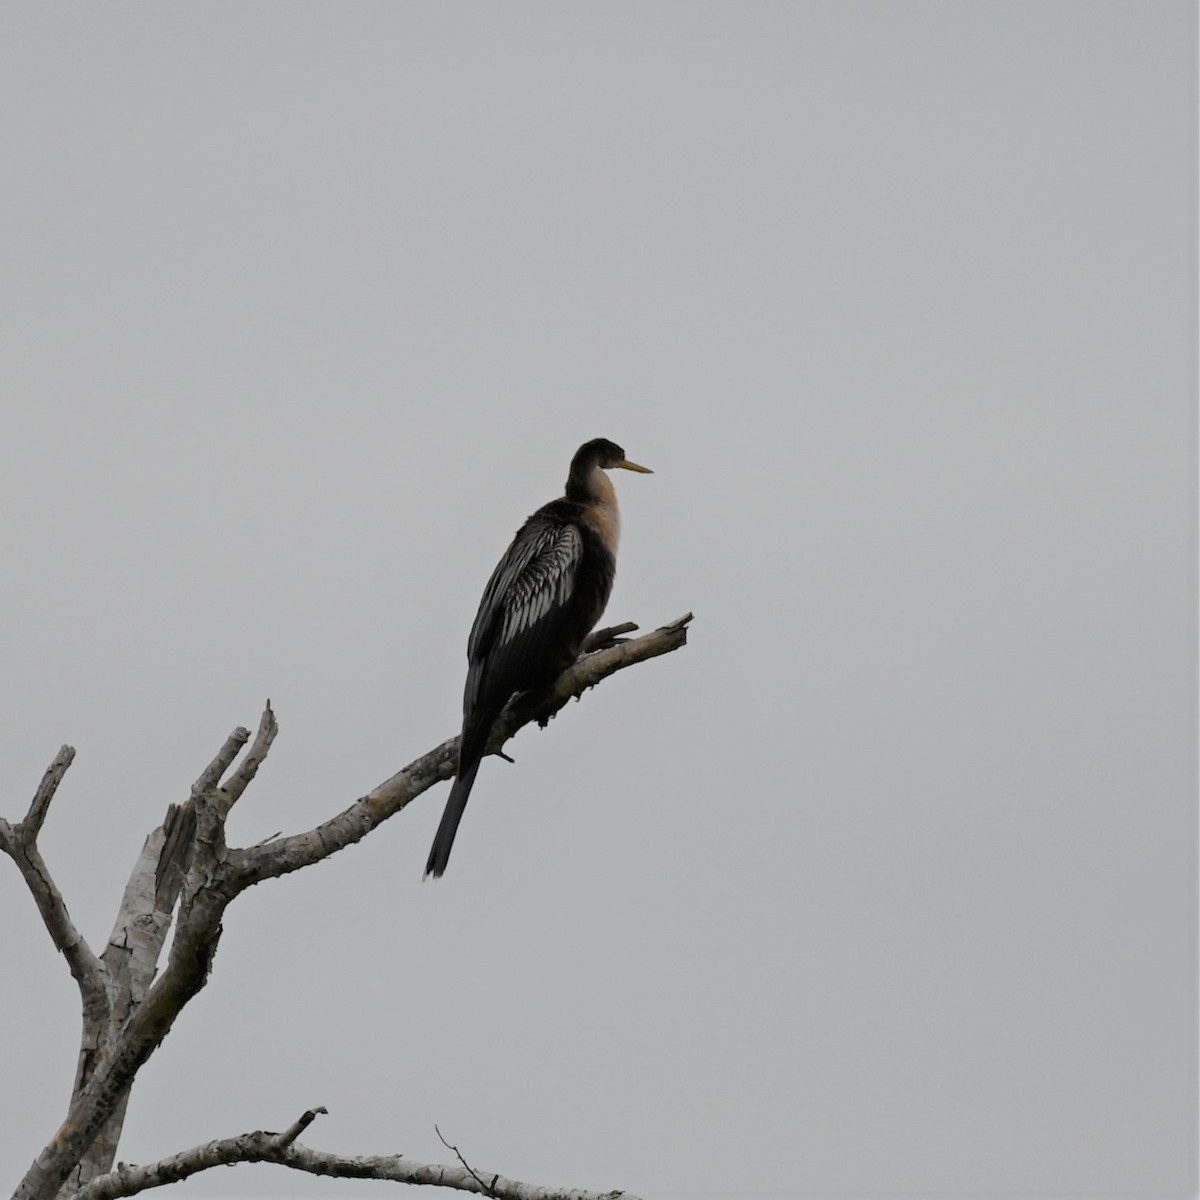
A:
[424,438,652,878]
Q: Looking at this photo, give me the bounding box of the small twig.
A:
[275,1105,327,1148]
[436,1125,495,1197]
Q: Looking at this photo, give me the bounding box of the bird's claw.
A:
[582,621,639,653]
[536,695,571,728]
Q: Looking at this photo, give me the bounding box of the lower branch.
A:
[72,1109,636,1200]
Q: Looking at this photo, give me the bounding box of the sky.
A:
[1,3,1195,1198]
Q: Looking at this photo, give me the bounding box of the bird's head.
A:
[566,439,651,506]
[572,438,653,478]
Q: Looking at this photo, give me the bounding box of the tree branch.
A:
[190,727,250,799]
[275,1105,327,1147]
[228,613,693,889]
[0,746,107,1010]
[71,1109,638,1200]
[217,700,279,815]
[436,1124,494,1195]
[2,838,106,999]
[13,726,263,1200]
[12,613,690,1200]
[25,744,78,837]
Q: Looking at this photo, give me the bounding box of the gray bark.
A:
[2,615,690,1200]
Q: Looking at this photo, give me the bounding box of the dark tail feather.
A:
[424,757,482,879]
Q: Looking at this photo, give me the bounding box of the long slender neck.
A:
[566,456,607,504]
[568,462,620,555]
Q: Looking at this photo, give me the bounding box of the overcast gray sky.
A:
[1,4,1195,1198]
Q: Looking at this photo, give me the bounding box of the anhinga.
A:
[424,438,653,878]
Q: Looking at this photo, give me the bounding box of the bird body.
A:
[424,439,651,878]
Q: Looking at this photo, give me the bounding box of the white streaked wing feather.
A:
[468,521,583,659]
[499,527,580,645]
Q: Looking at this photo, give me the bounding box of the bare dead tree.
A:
[2,614,691,1200]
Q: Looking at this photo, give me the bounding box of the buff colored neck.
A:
[578,463,620,555]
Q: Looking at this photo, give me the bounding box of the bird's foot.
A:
[582,621,639,653]
[535,695,570,728]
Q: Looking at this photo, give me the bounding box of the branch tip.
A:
[192,728,251,799]
[435,1125,493,1196]
[277,1106,328,1147]
[220,702,280,812]
[25,743,77,836]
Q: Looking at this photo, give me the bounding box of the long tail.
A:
[424,756,482,879]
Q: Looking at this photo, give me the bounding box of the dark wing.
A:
[427,517,582,880]
[464,516,584,720]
